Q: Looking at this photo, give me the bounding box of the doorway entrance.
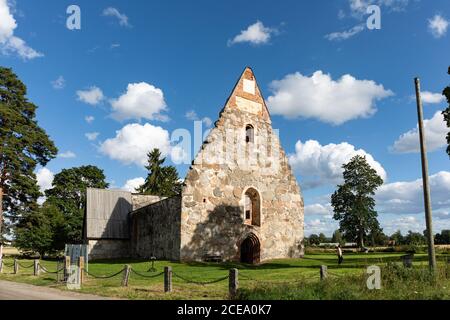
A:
[240,234,260,264]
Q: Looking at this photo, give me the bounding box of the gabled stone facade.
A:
[179,67,304,262]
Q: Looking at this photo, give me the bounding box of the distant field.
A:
[0,252,449,300]
[1,247,19,255]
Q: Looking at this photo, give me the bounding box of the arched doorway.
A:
[240,234,260,264]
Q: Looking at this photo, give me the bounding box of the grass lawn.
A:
[0,252,449,300]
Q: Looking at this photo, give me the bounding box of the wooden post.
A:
[164,266,172,293]
[320,265,328,280]
[414,78,437,270]
[64,256,71,281]
[13,258,18,274]
[122,265,131,287]
[33,259,39,276]
[229,268,238,298]
[0,255,2,274]
[78,256,84,285]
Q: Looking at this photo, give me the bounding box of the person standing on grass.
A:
[336,244,343,265]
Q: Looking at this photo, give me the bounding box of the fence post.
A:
[0,257,3,273]
[164,266,172,293]
[64,256,71,281]
[229,268,239,298]
[78,256,84,285]
[14,258,18,274]
[122,265,131,287]
[320,265,328,280]
[34,259,40,276]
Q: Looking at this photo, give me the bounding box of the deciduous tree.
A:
[443,66,450,157]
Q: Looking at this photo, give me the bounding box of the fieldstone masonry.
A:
[84,67,304,263]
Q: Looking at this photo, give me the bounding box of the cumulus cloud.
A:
[428,14,449,38]
[267,71,393,125]
[77,86,105,106]
[58,151,76,159]
[185,110,213,127]
[305,203,333,216]
[121,177,145,192]
[420,91,446,104]
[85,132,100,141]
[110,82,168,122]
[228,21,276,46]
[36,167,54,193]
[99,123,172,166]
[376,171,450,215]
[348,0,410,16]
[325,24,365,41]
[85,116,95,124]
[0,0,43,59]
[391,111,448,153]
[102,7,131,27]
[51,76,65,90]
[289,139,387,189]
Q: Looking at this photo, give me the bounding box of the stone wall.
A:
[180,67,304,262]
[131,194,164,211]
[87,239,131,260]
[131,196,182,260]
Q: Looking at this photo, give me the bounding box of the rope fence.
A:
[172,272,229,285]
[83,267,126,279]
[130,269,164,279]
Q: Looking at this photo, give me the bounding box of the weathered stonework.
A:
[180,67,304,262]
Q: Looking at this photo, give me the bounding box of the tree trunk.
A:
[359,228,365,249]
[0,186,3,244]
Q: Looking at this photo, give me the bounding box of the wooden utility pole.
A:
[414,77,437,270]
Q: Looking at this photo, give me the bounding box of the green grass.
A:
[1,252,449,300]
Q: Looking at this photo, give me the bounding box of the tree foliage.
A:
[331,155,384,248]
[443,66,450,157]
[137,148,182,197]
[331,230,344,244]
[44,165,108,244]
[435,230,450,245]
[0,67,57,243]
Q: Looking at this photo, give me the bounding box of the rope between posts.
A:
[1,261,15,267]
[172,272,229,285]
[39,264,64,274]
[130,269,164,278]
[17,262,35,269]
[83,267,125,279]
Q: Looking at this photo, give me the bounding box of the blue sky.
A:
[1,0,449,236]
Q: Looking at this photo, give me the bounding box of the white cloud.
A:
[58,151,76,159]
[85,116,95,124]
[325,24,365,41]
[51,76,65,90]
[122,177,145,192]
[305,203,333,216]
[110,82,168,122]
[228,21,276,46]
[267,71,393,125]
[185,110,213,127]
[289,139,387,189]
[421,91,445,104]
[102,7,131,27]
[0,0,43,60]
[428,14,449,38]
[77,86,105,106]
[376,171,450,214]
[100,123,171,166]
[85,132,100,141]
[391,111,448,153]
[36,167,54,193]
[348,0,410,16]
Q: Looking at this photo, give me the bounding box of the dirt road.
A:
[0,280,114,300]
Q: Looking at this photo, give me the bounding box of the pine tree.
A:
[137,149,182,197]
[331,155,383,249]
[0,67,57,243]
[442,66,450,157]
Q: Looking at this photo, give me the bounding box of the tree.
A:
[443,66,450,157]
[390,230,404,246]
[331,230,344,244]
[318,233,328,244]
[435,230,450,245]
[45,165,108,244]
[331,155,384,249]
[137,149,182,197]
[308,234,320,246]
[0,67,58,243]
[404,231,426,246]
[14,203,65,257]
[368,229,388,246]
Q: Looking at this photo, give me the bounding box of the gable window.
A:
[245,125,254,143]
